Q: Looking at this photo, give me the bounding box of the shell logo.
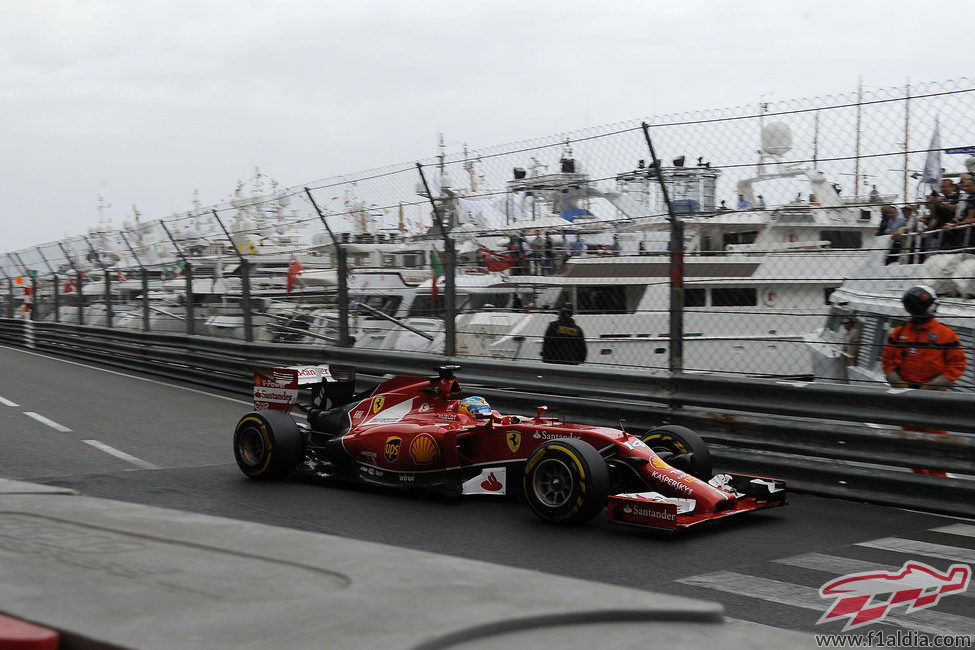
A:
[650,455,672,470]
[409,433,440,464]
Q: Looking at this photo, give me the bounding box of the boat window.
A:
[711,288,757,307]
[722,231,759,248]
[460,292,528,311]
[824,288,836,305]
[362,295,402,316]
[819,231,862,249]
[409,292,467,318]
[684,288,706,307]
[575,285,628,314]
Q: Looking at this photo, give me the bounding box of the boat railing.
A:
[888,222,975,265]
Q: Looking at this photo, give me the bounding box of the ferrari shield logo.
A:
[506,431,521,453]
[372,396,385,414]
[384,436,401,462]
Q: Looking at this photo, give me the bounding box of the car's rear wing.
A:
[253,364,356,413]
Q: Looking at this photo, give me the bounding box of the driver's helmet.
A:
[458,396,491,420]
[902,285,937,317]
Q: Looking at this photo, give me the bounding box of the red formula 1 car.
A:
[234,364,786,531]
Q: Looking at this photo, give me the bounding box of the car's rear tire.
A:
[233,410,304,480]
[523,438,609,525]
[641,425,712,480]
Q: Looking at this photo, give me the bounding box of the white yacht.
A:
[805,229,975,390]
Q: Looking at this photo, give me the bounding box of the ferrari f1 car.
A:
[234,364,786,531]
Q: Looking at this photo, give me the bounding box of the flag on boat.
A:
[116,269,129,282]
[430,249,444,304]
[286,256,303,294]
[922,119,942,192]
[477,247,516,273]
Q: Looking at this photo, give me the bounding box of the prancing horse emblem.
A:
[506,431,521,453]
[372,397,385,414]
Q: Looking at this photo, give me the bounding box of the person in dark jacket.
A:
[541,305,587,365]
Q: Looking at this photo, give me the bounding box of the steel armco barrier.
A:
[1,317,972,518]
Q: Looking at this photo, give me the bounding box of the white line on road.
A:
[932,523,975,538]
[856,537,975,565]
[23,411,71,432]
[678,571,975,637]
[0,396,19,407]
[774,552,975,599]
[82,440,160,470]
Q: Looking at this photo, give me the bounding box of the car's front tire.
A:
[641,425,712,480]
[523,438,609,525]
[233,410,304,480]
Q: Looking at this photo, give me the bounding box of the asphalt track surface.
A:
[1,344,972,640]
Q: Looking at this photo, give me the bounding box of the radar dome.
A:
[761,122,793,158]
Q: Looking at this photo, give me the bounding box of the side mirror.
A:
[534,406,548,423]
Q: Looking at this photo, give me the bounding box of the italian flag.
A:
[430,249,444,304]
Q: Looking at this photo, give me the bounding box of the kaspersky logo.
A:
[817,561,971,631]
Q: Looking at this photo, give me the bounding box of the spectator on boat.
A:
[569,234,586,257]
[542,233,555,274]
[944,173,975,247]
[832,183,842,195]
[882,285,966,391]
[840,316,862,366]
[541,304,587,365]
[529,231,544,275]
[869,185,881,202]
[809,194,820,206]
[756,195,766,210]
[932,179,962,249]
[718,200,731,212]
[736,194,753,210]
[638,240,647,255]
[881,205,906,264]
[610,234,622,256]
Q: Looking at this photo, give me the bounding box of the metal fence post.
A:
[36,247,58,323]
[12,252,35,322]
[83,236,112,328]
[642,123,684,374]
[119,231,150,332]
[305,188,352,346]
[160,222,195,336]
[0,257,13,318]
[417,163,456,357]
[211,210,252,342]
[57,242,84,325]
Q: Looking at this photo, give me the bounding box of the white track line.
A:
[82,440,160,470]
[678,571,975,637]
[0,396,19,407]
[0,344,252,406]
[856,537,975,565]
[774,552,975,599]
[22,411,72,432]
[931,524,975,538]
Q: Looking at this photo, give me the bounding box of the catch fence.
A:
[3,78,975,388]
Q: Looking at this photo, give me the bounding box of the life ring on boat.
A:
[762,288,778,307]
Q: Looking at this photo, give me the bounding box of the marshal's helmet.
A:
[902,285,938,318]
[458,396,491,420]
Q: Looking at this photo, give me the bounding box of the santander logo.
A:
[480,472,503,492]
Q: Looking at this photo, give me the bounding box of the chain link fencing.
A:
[3,78,974,389]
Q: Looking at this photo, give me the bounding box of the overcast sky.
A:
[2,0,970,251]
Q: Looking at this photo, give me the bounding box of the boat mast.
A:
[813,111,820,167]
[854,76,863,197]
[903,78,911,202]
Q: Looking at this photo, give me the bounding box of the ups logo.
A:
[384,436,402,462]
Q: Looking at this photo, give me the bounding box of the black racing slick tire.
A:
[233,410,305,480]
[641,425,712,480]
[523,438,609,525]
